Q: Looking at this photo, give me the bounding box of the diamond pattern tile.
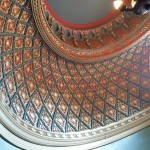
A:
[0,0,149,133]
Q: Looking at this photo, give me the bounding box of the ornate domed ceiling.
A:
[0,0,150,148]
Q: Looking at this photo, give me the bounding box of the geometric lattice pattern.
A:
[0,0,150,133]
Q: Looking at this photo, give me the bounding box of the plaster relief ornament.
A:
[31,0,150,63]
[0,0,150,149]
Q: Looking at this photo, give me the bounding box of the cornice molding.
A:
[0,98,150,149]
[43,0,129,29]
[31,0,150,63]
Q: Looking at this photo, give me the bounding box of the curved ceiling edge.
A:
[31,0,150,63]
[0,99,150,149]
[43,0,130,29]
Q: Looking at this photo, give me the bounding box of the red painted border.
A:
[44,0,129,29]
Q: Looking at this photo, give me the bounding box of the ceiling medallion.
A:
[31,0,150,63]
